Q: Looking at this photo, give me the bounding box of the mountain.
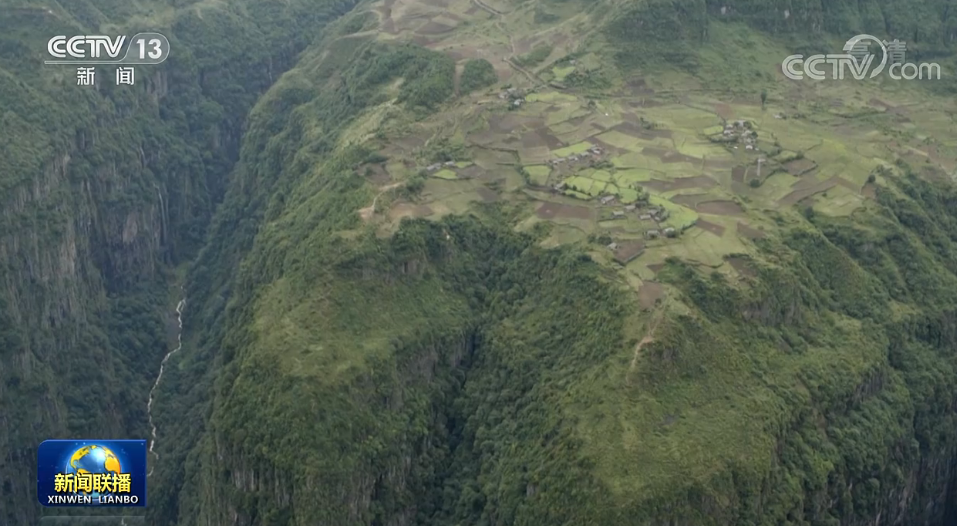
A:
[4,0,957,525]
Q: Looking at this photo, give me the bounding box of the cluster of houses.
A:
[722,120,760,151]
[598,197,677,239]
[499,87,526,108]
[425,160,458,172]
[547,145,604,167]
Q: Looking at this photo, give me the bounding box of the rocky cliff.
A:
[0,1,356,523]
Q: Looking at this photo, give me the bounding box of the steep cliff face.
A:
[149,1,957,524]
[7,0,957,525]
[0,1,357,523]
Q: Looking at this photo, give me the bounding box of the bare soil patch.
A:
[647,263,665,274]
[489,114,537,133]
[613,241,645,265]
[703,158,735,170]
[627,98,663,108]
[393,135,426,152]
[445,49,473,61]
[861,183,877,199]
[919,164,951,183]
[638,281,665,310]
[620,112,641,125]
[589,137,628,156]
[695,218,726,237]
[390,203,434,220]
[521,131,548,148]
[920,145,942,162]
[536,201,593,220]
[566,115,589,127]
[458,165,487,179]
[538,130,564,149]
[835,177,860,191]
[382,18,396,33]
[613,121,672,139]
[696,200,744,216]
[714,103,734,119]
[662,151,700,164]
[514,37,536,55]
[778,177,840,207]
[736,222,766,240]
[731,165,746,182]
[476,187,499,202]
[653,146,699,162]
[783,158,817,176]
[363,163,392,185]
[468,131,500,146]
[411,35,437,47]
[726,256,756,277]
[624,78,655,96]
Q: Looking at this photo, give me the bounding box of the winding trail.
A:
[359,182,403,221]
[630,314,662,370]
[470,0,546,87]
[147,296,186,477]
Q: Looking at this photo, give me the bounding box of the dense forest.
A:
[3,0,957,525]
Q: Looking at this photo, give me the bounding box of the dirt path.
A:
[147,296,185,477]
[630,313,662,370]
[360,182,404,221]
[471,0,546,87]
[471,0,503,16]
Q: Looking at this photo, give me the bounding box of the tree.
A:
[760,89,768,109]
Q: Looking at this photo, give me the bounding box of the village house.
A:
[600,195,616,205]
[639,214,652,220]
[624,204,636,211]
[664,227,677,238]
[607,242,619,250]
[426,163,442,172]
[554,182,567,191]
[612,211,625,219]
[646,229,660,239]
[444,161,456,167]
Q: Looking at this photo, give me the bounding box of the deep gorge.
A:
[5,0,957,525]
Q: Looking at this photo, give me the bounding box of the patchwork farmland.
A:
[346,0,957,311]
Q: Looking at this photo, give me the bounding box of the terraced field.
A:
[349,0,957,311]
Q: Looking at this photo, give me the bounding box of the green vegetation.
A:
[516,44,553,68]
[0,0,361,523]
[459,58,498,93]
[7,0,957,525]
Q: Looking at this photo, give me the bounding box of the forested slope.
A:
[152,0,957,524]
[0,0,357,523]
[5,0,957,525]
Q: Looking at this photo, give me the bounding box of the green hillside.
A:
[5,0,957,525]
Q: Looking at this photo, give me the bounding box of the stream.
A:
[146,297,186,477]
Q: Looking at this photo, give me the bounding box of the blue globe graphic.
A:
[64,445,122,504]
